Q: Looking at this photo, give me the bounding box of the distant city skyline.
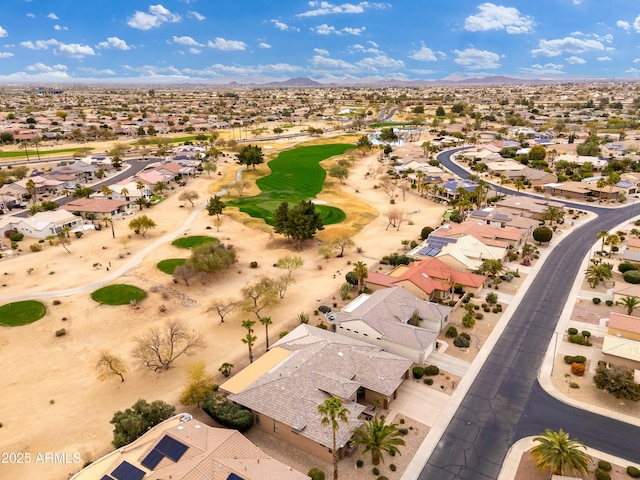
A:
[1,1,640,83]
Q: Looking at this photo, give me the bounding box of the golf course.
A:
[229,143,354,226]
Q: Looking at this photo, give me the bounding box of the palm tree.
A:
[474,179,489,209]
[25,179,37,203]
[479,259,505,288]
[596,178,606,202]
[241,319,257,363]
[585,264,613,288]
[605,234,620,258]
[596,230,609,257]
[606,171,621,203]
[353,261,368,292]
[351,415,406,466]
[530,428,590,478]
[541,206,565,226]
[318,397,350,480]
[260,316,273,350]
[120,187,130,200]
[153,181,168,195]
[415,170,425,196]
[616,295,640,315]
[514,179,525,194]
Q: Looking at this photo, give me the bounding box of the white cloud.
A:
[464,3,534,34]
[349,42,379,54]
[314,48,330,56]
[78,67,116,75]
[531,36,605,56]
[297,1,388,17]
[312,24,365,35]
[27,62,67,72]
[572,0,581,4]
[21,39,59,50]
[597,56,612,61]
[26,13,35,19]
[172,35,203,46]
[356,54,404,71]
[0,52,13,58]
[519,63,565,75]
[97,37,131,50]
[188,48,201,54]
[0,26,7,37]
[625,67,640,75]
[188,11,205,21]
[271,20,300,32]
[565,55,586,64]
[311,55,356,71]
[183,62,302,76]
[259,42,271,49]
[47,13,59,20]
[453,47,501,69]
[410,45,437,62]
[128,4,181,30]
[53,25,68,31]
[56,43,95,58]
[617,20,630,31]
[634,15,640,33]
[313,24,337,35]
[207,37,247,51]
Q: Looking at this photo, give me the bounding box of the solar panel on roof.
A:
[473,210,489,217]
[101,476,115,480]
[141,448,164,470]
[156,435,188,462]
[227,474,245,480]
[493,214,511,221]
[111,461,145,480]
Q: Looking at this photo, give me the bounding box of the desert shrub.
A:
[8,231,24,242]
[55,328,66,337]
[623,270,640,284]
[454,335,470,348]
[592,297,601,304]
[202,392,253,432]
[595,469,611,480]
[356,459,363,468]
[390,464,397,472]
[475,312,483,320]
[628,466,640,478]
[460,332,471,340]
[249,261,258,268]
[569,382,579,389]
[582,330,591,338]
[571,362,586,376]
[378,476,389,480]
[398,428,409,435]
[568,334,592,346]
[462,313,475,328]
[412,366,425,379]
[598,460,612,471]
[420,226,434,240]
[345,271,358,285]
[318,305,331,314]
[568,327,578,335]
[52,299,61,306]
[30,243,43,252]
[564,355,586,365]
[424,365,440,376]
[605,300,614,306]
[424,378,433,385]
[485,292,498,305]
[308,468,325,480]
[619,262,638,273]
[372,467,380,475]
[445,326,458,338]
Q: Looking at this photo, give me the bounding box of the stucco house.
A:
[330,286,451,363]
[0,208,83,240]
[222,325,411,463]
[601,312,640,374]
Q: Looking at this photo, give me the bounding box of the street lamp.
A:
[550,331,559,376]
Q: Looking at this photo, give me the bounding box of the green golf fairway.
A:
[91,284,146,305]
[0,300,46,326]
[157,258,187,274]
[231,143,353,225]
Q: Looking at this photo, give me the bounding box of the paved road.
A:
[418,149,640,479]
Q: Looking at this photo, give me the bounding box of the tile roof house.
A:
[223,325,412,463]
[602,312,640,373]
[367,257,486,299]
[469,207,538,235]
[496,196,565,221]
[70,416,309,480]
[0,208,83,240]
[330,286,451,363]
[410,233,506,272]
[64,198,132,218]
[432,220,524,248]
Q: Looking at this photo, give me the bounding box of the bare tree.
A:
[206,297,238,323]
[173,264,196,286]
[379,174,397,198]
[332,234,355,257]
[274,273,295,299]
[399,180,410,201]
[96,351,128,382]
[385,207,408,231]
[178,190,200,207]
[275,255,304,280]
[232,180,251,197]
[241,276,279,320]
[132,319,205,372]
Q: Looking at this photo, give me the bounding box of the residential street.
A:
[416,149,640,479]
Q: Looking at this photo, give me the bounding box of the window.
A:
[255,413,261,425]
[273,421,279,433]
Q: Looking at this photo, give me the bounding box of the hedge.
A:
[424,365,440,376]
[628,466,640,478]
[308,468,325,480]
[623,270,640,284]
[412,366,425,379]
[445,326,458,338]
[454,335,470,348]
[564,355,586,365]
[618,262,638,274]
[568,334,592,346]
[597,460,612,471]
[202,392,253,432]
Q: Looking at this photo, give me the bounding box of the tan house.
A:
[223,325,411,463]
[0,208,83,240]
[70,416,309,480]
[433,220,525,248]
[331,286,452,363]
[496,196,565,221]
[601,312,640,372]
[622,237,640,263]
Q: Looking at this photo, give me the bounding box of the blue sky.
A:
[1,1,639,83]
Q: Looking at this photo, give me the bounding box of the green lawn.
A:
[157,258,186,274]
[0,147,95,159]
[91,284,146,305]
[0,300,47,326]
[230,143,353,226]
[171,236,219,249]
